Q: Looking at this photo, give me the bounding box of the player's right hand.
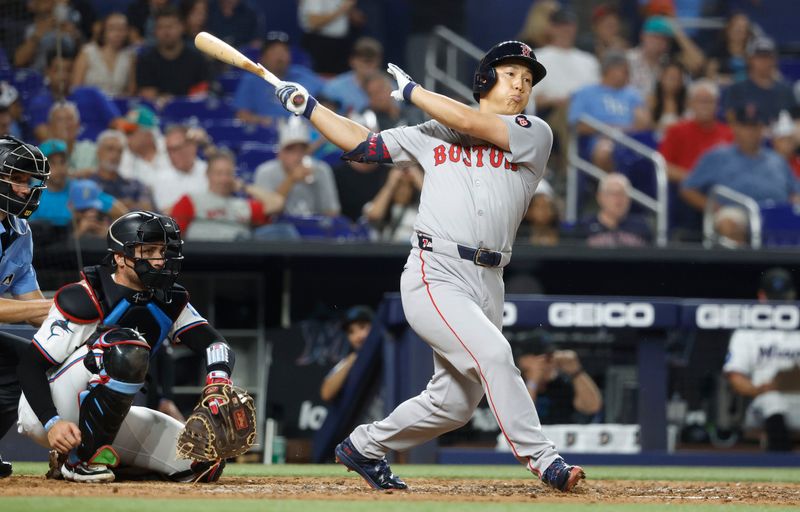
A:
[275,81,309,115]
[47,420,81,454]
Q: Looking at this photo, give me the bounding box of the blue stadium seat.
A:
[111,97,158,118]
[237,142,277,181]
[204,120,277,152]
[779,58,800,82]
[12,69,44,103]
[218,71,243,97]
[760,202,800,247]
[274,215,371,241]
[0,47,9,69]
[160,97,235,125]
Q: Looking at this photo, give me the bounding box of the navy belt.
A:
[417,233,503,268]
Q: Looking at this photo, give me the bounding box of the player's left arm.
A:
[170,303,235,383]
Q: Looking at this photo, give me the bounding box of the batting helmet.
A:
[107,210,183,291]
[0,135,50,219]
[472,40,547,102]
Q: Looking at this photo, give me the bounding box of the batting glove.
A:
[275,81,317,119]
[387,63,418,103]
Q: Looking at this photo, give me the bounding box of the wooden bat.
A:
[194,31,306,107]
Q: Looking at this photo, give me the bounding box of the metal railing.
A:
[703,185,762,249]
[424,25,484,103]
[567,115,669,246]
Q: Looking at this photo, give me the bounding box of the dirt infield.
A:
[2,476,799,505]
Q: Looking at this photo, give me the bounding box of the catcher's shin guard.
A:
[74,331,150,465]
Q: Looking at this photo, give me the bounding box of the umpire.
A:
[0,135,53,477]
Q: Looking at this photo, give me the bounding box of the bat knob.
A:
[291,95,306,107]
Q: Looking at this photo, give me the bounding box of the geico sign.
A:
[548,303,655,328]
[695,304,800,329]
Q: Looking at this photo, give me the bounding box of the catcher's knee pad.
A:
[76,328,150,463]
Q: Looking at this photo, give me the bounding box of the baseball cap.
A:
[733,103,768,125]
[643,16,673,37]
[771,110,795,138]
[759,267,796,300]
[114,105,159,134]
[278,117,310,149]
[39,138,67,157]
[342,305,374,331]
[550,7,577,25]
[264,31,290,50]
[69,179,104,211]
[644,0,676,17]
[511,330,554,360]
[747,36,777,57]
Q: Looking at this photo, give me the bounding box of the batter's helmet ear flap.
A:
[472,67,497,102]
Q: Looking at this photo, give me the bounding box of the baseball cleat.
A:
[334,437,407,490]
[541,457,585,492]
[61,461,115,483]
[0,454,11,479]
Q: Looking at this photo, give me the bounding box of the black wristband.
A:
[402,82,418,102]
[302,96,318,120]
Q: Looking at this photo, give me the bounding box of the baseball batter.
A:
[275,41,584,492]
[15,211,236,483]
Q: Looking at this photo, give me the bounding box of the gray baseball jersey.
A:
[348,114,565,478]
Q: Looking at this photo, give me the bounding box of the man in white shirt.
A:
[152,125,208,213]
[531,7,599,172]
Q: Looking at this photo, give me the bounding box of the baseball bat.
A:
[194,31,305,107]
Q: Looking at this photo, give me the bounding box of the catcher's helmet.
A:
[0,135,50,219]
[107,210,183,291]
[472,40,547,102]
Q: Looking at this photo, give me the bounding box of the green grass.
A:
[11,462,800,483]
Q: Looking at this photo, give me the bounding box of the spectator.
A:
[320,305,374,403]
[532,7,600,171]
[206,0,260,49]
[321,37,383,115]
[517,179,560,246]
[648,60,688,140]
[724,268,800,451]
[116,105,169,190]
[658,79,733,183]
[706,12,752,84]
[517,0,559,50]
[577,3,629,62]
[713,205,749,249]
[723,37,797,124]
[29,139,123,232]
[333,160,390,222]
[148,124,209,213]
[512,330,603,424]
[233,31,324,127]
[568,51,651,172]
[45,101,97,174]
[89,129,155,212]
[362,72,424,130]
[27,50,121,142]
[771,110,800,178]
[69,179,113,238]
[13,0,81,71]
[127,0,170,45]
[170,150,283,241]
[71,12,136,97]
[298,0,359,75]
[363,164,423,242]
[179,0,209,42]
[681,104,800,212]
[574,173,653,247]
[0,82,23,138]
[626,16,704,100]
[135,5,210,103]
[253,117,341,217]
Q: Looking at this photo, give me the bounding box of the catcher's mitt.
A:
[176,383,257,462]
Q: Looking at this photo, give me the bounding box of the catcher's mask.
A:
[0,135,50,219]
[107,210,183,291]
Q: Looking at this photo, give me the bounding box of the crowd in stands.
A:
[1,0,799,248]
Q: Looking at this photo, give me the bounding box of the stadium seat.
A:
[160,97,235,125]
[0,47,9,70]
[217,71,243,97]
[237,143,277,181]
[204,120,277,152]
[111,97,158,118]
[760,202,800,246]
[274,215,371,241]
[12,69,43,103]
